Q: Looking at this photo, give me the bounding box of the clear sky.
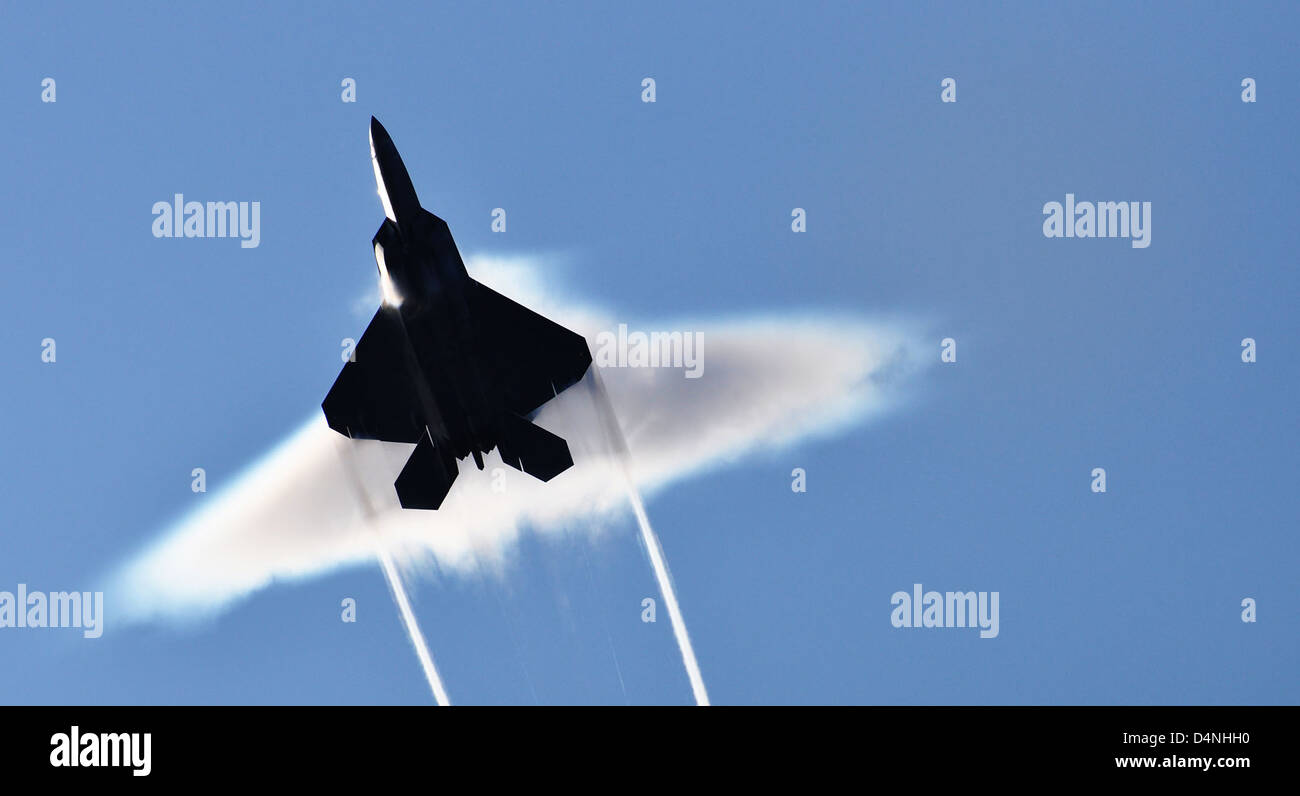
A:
[1,1,1295,705]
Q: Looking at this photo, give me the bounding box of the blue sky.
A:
[1,1,1296,704]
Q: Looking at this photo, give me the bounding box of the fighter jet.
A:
[322,117,592,509]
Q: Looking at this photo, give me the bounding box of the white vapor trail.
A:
[332,425,449,705]
[112,254,929,703]
[627,486,708,706]
[589,370,708,705]
[376,544,450,706]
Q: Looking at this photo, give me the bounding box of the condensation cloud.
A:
[113,255,928,622]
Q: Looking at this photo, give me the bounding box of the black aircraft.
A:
[322,117,592,509]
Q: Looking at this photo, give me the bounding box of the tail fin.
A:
[395,433,459,509]
[497,413,574,482]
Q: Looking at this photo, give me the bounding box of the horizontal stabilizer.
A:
[497,413,574,482]
[395,433,459,510]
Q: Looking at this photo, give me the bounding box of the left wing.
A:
[322,305,435,442]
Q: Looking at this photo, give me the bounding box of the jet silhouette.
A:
[322,118,592,509]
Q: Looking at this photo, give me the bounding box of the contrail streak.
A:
[334,436,451,706]
[376,544,451,706]
[626,482,710,706]
[588,371,710,706]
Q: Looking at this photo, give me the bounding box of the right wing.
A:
[322,305,433,443]
[469,281,593,417]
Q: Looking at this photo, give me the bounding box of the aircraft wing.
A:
[322,305,432,442]
[469,280,593,417]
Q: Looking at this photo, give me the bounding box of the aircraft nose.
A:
[368,117,420,225]
[369,116,389,148]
